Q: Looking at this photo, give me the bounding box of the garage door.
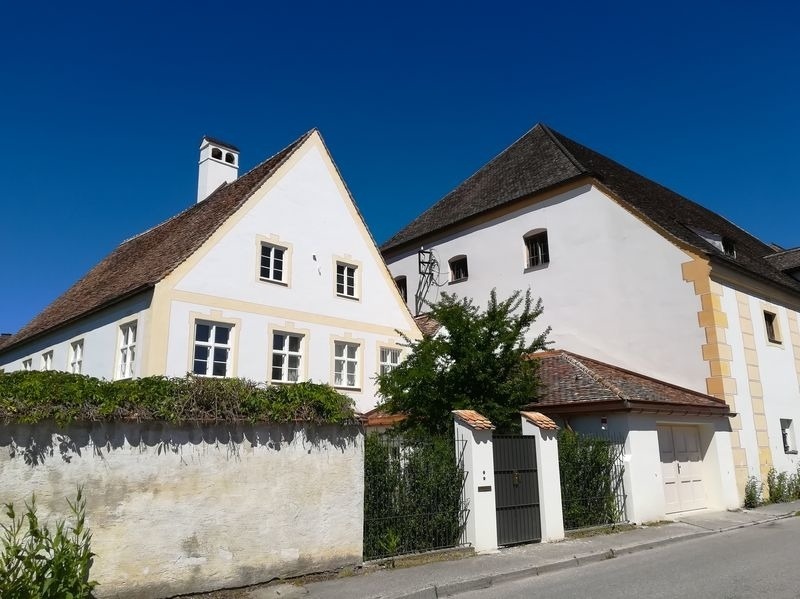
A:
[657,425,706,514]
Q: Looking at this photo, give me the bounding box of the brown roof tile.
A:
[360,407,407,427]
[527,350,731,415]
[520,411,559,430]
[1,131,313,355]
[452,409,495,430]
[414,313,442,336]
[382,124,800,297]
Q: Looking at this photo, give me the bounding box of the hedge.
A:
[0,371,356,425]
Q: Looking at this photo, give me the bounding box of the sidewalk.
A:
[232,500,800,599]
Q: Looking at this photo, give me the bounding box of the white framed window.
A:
[524,230,549,268]
[69,340,83,374]
[781,419,796,454]
[271,332,303,382]
[192,322,232,377]
[260,243,286,284]
[117,321,137,379]
[336,262,358,298]
[22,358,32,371]
[449,256,468,282]
[41,351,53,371]
[379,347,401,375]
[334,341,360,388]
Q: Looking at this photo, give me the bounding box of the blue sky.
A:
[1,0,798,333]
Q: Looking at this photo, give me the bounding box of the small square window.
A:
[764,311,781,344]
[379,347,401,375]
[193,322,232,377]
[260,243,286,284]
[449,256,468,282]
[525,231,550,268]
[271,332,304,383]
[336,263,358,298]
[781,419,796,454]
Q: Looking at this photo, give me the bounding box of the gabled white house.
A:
[0,130,418,413]
[382,123,800,507]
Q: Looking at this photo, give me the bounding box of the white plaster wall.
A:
[385,185,708,392]
[731,286,800,475]
[0,293,152,380]
[0,421,363,598]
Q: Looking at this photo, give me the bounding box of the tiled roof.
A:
[381,124,800,296]
[452,409,495,430]
[764,247,800,272]
[360,407,406,427]
[527,350,731,415]
[414,313,442,336]
[0,131,313,355]
[520,411,558,430]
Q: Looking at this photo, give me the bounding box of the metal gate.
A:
[493,435,541,545]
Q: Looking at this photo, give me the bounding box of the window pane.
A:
[260,266,271,279]
[193,360,207,375]
[335,343,345,358]
[213,347,228,363]
[215,326,230,345]
[346,361,356,376]
[288,335,300,353]
[194,346,209,361]
[347,373,356,387]
[288,355,300,369]
[288,368,299,382]
[196,323,210,342]
[129,347,135,365]
[272,366,283,380]
[212,361,227,377]
[335,358,344,375]
[380,348,388,362]
[272,353,284,369]
[347,344,357,359]
[130,325,137,343]
[261,245,272,262]
[273,334,285,351]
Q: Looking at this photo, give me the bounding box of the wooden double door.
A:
[658,425,706,514]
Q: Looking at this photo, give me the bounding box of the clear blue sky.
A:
[1,0,798,334]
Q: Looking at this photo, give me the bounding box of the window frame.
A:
[781,419,797,454]
[448,255,469,283]
[22,358,32,371]
[192,321,233,378]
[332,339,361,390]
[335,261,359,299]
[117,321,138,380]
[524,230,550,270]
[259,241,288,285]
[378,346,402,376]
[69,340,84,374]
[270,331,305,383]
[394,276,408,303]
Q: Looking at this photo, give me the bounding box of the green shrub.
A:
[0,371,355,425]
[558,430,624,529]
[363,435,466,560]
[743,476,762,508]
[767,467,791,504]
[0,488,97,598]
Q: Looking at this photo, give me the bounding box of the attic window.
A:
[225,152,236,164]
[394,276,407,302]
[449,256,468,283]
[722,237,736,258]
[211,147,223,160]
[524,230,549,269]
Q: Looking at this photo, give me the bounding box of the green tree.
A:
[377,289,549,435]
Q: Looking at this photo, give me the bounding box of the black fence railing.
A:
[559,430,627,530]
[363,434,469,560]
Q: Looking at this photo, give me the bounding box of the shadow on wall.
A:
[0,421,361,466]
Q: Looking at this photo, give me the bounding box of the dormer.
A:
[197,136,239,202]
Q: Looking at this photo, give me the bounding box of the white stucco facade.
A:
[385,184,708,393]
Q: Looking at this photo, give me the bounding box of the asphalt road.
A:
[457,516,800,598]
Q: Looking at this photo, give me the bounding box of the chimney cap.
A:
[200,135,240,153]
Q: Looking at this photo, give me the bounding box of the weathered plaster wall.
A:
[0,421,364,598]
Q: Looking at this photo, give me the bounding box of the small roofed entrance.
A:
[658,425,706,513]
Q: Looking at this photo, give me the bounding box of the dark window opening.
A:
[211,147,223,160]
[449,256,468,282]
[394,276,407,302]
[225,152,235,164]
[722,237,736,257]
[764,311,781,343]
[525,231,550,268]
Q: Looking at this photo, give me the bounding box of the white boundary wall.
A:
[0,421,364,598]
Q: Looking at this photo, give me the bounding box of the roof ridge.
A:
[560,352,629,402]
[537,124,589,175]
[765,246,800,257]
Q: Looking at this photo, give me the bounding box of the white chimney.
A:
[197,136,239,202]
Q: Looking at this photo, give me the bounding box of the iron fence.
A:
[559,430,627,530]
[363,434,469,560]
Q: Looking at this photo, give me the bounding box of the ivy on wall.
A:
[0,371,355,425]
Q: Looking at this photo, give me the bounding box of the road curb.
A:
[392,514,798,599]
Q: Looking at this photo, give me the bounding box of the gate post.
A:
[452,410,498,553]
[521,412,565,542]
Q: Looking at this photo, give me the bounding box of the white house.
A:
[0,131,419,413]
[382,123,800,507]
